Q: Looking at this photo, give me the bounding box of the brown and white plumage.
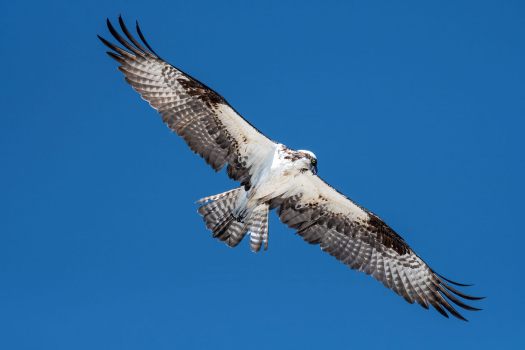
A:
[272,171,481,320]
[98,17,275,189]
[99,17,482,321]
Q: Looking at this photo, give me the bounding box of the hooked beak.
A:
[312,164,318,175]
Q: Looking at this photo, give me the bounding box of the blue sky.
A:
[1,0,524,349]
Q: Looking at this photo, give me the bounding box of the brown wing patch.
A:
[367,214,409,255]
[177,78,226,107]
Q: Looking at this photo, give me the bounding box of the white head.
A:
[296,149,318,175]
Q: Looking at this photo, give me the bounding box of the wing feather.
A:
[274,172,482,320]
[99,17,276,188]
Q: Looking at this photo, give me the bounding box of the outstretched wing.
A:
[98,17,276,188]
[273,172,482,320]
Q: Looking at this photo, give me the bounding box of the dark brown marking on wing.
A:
[367,214,409,255]
[177,78,226,107]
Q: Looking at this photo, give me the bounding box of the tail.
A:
[197,188,270,252]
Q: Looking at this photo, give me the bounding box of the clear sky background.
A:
[1,0,524,349]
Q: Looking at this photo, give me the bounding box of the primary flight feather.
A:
[98,16,482,320]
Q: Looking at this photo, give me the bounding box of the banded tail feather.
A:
[248,204,269,252]
[198,188,270,251]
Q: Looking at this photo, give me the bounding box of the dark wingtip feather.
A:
[447,306,468,321]
[436,293,469,321]
[106,51,125,64]
[118,16,152,56]
[442,282,485,301]
[453,313,468,322]
[106,17,144,57]
[105,18,115,36]
[97,34,117,51]
[435,272,474,287]
[431,302,449,319]
[437,285,482,312]
[98,36,123,63]
[136,20,161,58]
[430,272,483,320]
[97,34,136,60]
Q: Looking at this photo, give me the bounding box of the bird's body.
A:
[99,17,482,320]
[239,145,317,210]
[198,144,319,251]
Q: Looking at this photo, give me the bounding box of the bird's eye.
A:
[311,159,317,165]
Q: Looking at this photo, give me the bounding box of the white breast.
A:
[248,144,299,204]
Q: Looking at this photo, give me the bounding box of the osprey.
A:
[99,17,482,320]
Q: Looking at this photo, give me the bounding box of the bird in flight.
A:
[98,16,482,320]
